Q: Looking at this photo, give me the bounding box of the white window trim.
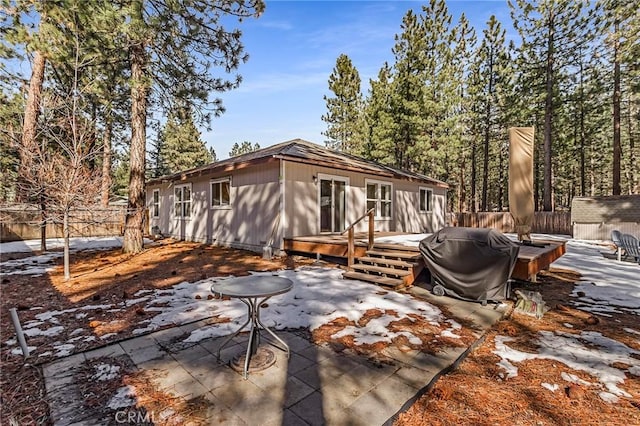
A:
[317,173,350,232]
[173,183,192,219]
[210,177,232,210]
[419,187,433,213]
[151,189,160,218]
[365,179,393,220]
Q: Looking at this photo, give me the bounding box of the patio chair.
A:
[619,233,640,264]
[611,230,626,261]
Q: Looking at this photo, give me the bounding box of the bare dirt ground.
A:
[1,240,639,425]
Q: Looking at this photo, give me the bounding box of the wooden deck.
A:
[283,232,410,258]
[283,233,566,283]
[511,239,567,282]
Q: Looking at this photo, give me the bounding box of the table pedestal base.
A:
[230,347,276,374]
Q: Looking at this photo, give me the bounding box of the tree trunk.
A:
[612,17,621,195]
[458,147,466,212]
[481,54,494,212]
[471,139,477,213]
[498,143,504,211]
[19,51,46,202]
[543,17,555,211]
[101,115,113,207]
[63,209,70,281]
[628,95,636,193]
[579,55,586,196]
[40,196,47,251]
[123,41,148,253]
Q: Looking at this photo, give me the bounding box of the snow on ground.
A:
[493,330,640,402]
[0,236,146,276]
[550,239,640,316]
[377,233,640,404]
[0,253,61,276]
[375,233,431,247]
[380,232,639,316]
[133,267,447,346]
[0,236,128,254]
[93,363,121,382]
[2,234,639,404]
[107,386,137,410]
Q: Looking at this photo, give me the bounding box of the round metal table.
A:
[211,275,293,379]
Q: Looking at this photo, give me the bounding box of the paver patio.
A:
[43,286,509,425]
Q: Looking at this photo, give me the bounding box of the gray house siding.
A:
[147,162,281,252]
[283,161,446,237]
[146,140,448,254]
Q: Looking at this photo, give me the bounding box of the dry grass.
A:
[1,242,638,425]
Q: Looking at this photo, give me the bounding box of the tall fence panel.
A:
[0,205,127,242]
[454,212,572,236]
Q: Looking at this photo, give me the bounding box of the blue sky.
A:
[207,0,514,159]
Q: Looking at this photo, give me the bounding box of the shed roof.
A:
[147,139,448,188]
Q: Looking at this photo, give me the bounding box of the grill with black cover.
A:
[419,227,520,303]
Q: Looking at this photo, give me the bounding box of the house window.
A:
[152,189,159,217]
[174,184,191,218]
[419,188,433,212]
[366,180,392,219]
[211,178,231,208]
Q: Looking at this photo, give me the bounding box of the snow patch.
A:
[541,382,559,392]
[10,346,36,356]
[23,326,65,337]
[108,386,137,409]
[494,331,637,399]
[93,363,121,381]
[561,372,592,387]
[176,268,445,348]
[54,344,75,357]
[599,392,619,403]
[100,333,118,340]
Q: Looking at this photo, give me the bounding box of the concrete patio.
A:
[43,286,509,425]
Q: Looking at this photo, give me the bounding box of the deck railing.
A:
[342,208,375,268]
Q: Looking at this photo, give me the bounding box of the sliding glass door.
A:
[319,176,347,233]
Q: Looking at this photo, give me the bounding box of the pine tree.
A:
[599,0,639,194]
[157,107,213,175]
[509,0,591,210]
[229,141,260,157]
[472,16,509,211]
[322,54,362,153]
[361,63,396,165]
[209,147,218,163]
[120,0,265,253]
[389,9,428,171]
[410,0,454,178]
[0,92,22,202]
[444,13,476,212]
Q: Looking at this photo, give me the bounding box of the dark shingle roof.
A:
[147,139,448,188]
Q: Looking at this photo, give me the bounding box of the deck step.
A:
[373,243,420,252]
[342,271,405,288]
[351,263,411,277]
[357,256,416,268]
[366,249,421,261]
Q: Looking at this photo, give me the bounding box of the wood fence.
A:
[453,212,572,236]
[0,205,127,242]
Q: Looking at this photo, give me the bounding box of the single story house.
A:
[146,139,449,254]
